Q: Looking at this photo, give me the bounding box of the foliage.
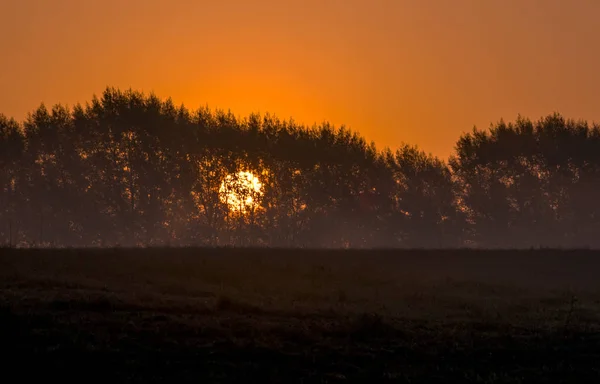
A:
[2,88,600,247]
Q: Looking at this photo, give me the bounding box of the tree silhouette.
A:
[451,113,600,248]
[3,88,599,248]
[0,114,25,246]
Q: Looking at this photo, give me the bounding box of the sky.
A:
[1,0,599,159]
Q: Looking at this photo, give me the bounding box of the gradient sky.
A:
[1,0,599,159]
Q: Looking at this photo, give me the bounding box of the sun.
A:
[219,171,264,212]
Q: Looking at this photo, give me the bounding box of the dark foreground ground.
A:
[1,248,599,383]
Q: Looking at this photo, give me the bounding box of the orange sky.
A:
[1,0,599,159]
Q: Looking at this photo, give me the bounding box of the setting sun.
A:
[219,171,264,212]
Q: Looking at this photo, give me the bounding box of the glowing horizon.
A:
[2,0,600,159]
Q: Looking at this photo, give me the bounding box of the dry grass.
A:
[1,247,599,382]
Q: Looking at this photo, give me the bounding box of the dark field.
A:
[1,248,599,383]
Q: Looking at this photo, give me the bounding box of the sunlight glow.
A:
[219,171,264,212]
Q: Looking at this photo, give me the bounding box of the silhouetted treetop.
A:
[1,88,599,248]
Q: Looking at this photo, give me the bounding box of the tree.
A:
[450,113,600,248]
[0,115,25,246]
[5,88,600,249]
[388,145,465,248]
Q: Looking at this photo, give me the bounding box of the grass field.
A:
[1,248,599,383]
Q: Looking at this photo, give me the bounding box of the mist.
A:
[2,88,600,249]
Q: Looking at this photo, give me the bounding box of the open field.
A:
[1,248,599,383]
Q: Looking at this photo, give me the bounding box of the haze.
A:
[1,0,599,158]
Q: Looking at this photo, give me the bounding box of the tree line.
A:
[1,87,599,248]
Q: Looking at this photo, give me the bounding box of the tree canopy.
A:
[1,88,599,248]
